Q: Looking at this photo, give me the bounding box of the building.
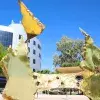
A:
[0,21,42,71]
[0,25,13,47]
[27,38,41,71]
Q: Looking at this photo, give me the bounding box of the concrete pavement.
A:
[35,94,89,100]
[0,94,89,100]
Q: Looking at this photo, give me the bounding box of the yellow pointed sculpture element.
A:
[79,27,94,45]
[79,28,100,99]
[79,27,100,72]
[18,0,45,39]
[1,37,36,100]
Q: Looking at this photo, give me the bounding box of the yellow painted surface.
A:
[19,1,45,35]
[2,38,36,100]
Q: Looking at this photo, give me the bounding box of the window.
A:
[0,31,13,47]
[33,41,36,45]
[33,59,36,64]
[28,47,30,52]
[38,44,41,50]
[39,53,41,58]
[33,49,36,54]
[33,69,35,72]
[19,35,22,39]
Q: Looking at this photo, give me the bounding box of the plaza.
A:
[0,94,89,100]
[0,0,100,100]
[35,94,89,100]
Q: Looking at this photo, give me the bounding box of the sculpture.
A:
[18,0,45,40]
[0,0,45,100]
[0,43,78,100]
[79,27,100,72]
[33,72,78,91]
[79,28,100,100]
[1,0,100,99]
[0,38,36,100]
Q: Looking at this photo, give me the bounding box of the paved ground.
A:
[35,94,89,100]
[0,94,89,100]
[0,94,3,100]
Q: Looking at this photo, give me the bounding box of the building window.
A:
[33,49,36,54]
[0,30,13,47]
[19,35,22,39]
[38,44,41,50]
[33,41,36,45]
[33,59,36,64]
[39,53,41,58]
[28,47,30,52]
[33,69,35,72]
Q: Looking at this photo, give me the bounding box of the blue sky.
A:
[0,0,100,71]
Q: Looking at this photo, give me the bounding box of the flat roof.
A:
[0,25,14,33]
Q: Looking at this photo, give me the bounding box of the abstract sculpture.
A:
[0,38,36,100]
[0,41,78,100]
[1,0,100,100]
[18,0,45,40]
[79,27,100,72]
[0,0,45,100]
[79,28,100,100]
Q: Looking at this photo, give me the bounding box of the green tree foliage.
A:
[0,43,7,75]
[37,69,51,74]
[0,44,7,60]
[53,36,83,67]
[37,70,59,74]
[0,68,2,74]
[51,71,59,74]
[53,54,61,67]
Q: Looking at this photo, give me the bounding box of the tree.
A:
[53,36,83,67]
[0,43,7,75]
[53,54,61,67]
[0,68,2,75]
[37,69,51,74]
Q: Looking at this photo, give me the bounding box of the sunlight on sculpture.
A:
[33,72,78,92]
[1,0,100,100]
[79,28,100,100]
[0,0,45,99]
[0,37,36,100]
[79,27,100,72]
[18,0,45,40]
